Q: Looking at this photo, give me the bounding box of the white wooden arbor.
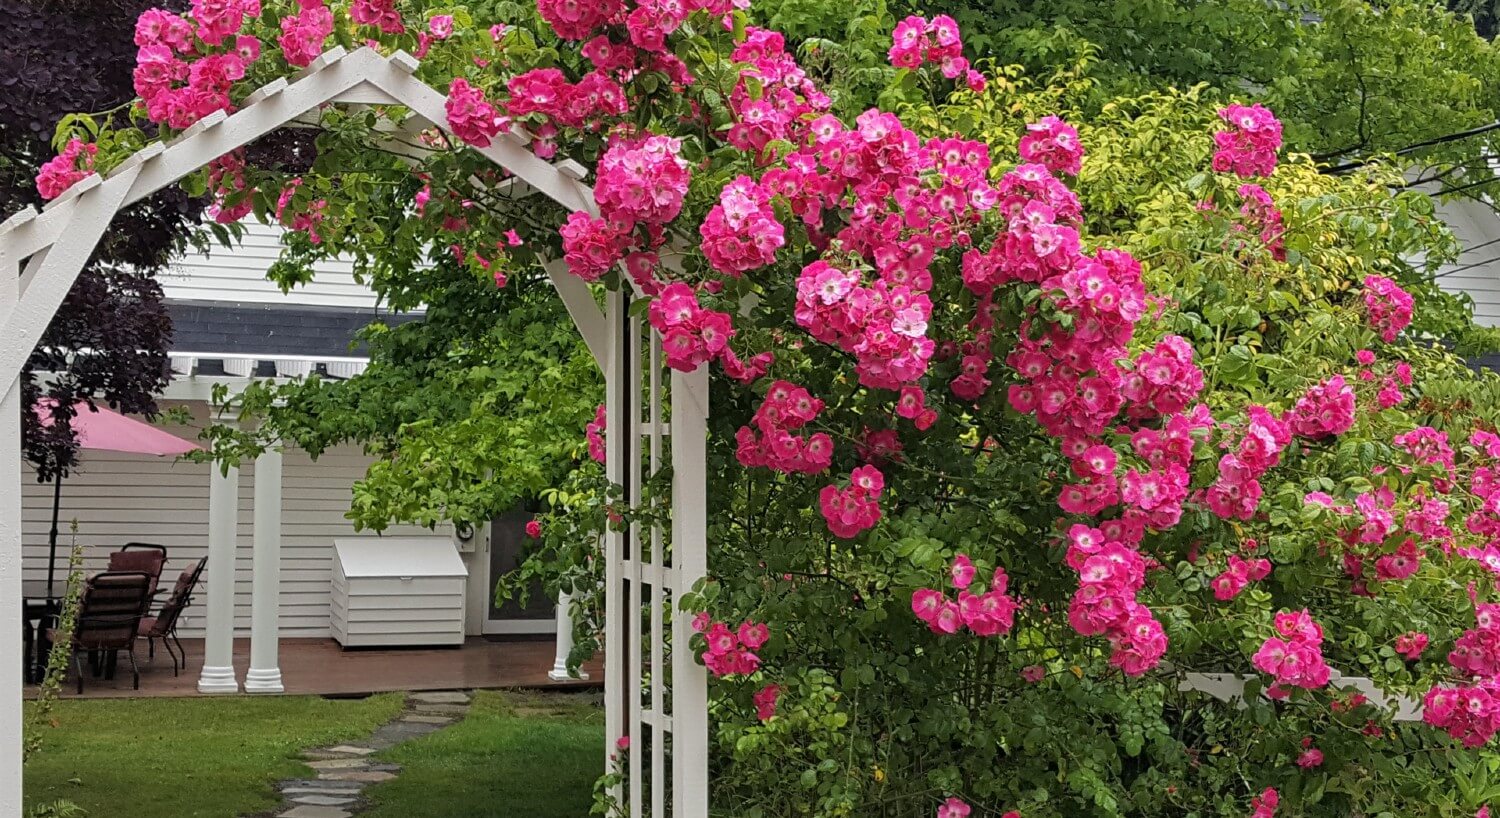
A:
[0,46,708,817]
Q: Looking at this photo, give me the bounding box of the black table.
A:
[22,580,62,684]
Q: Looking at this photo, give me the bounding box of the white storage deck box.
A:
[330,537,468,648]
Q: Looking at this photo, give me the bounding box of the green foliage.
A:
[22,538,87,818]
[493,465,611,672]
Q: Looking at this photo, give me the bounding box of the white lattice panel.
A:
[604,288,709,817]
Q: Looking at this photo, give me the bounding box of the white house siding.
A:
[1432,196,1500,328]
[161,220,385,309]
[19,418,435,639]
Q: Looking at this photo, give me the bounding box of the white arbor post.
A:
[0,376,21,815]
[603,288,628,768]
[245,447,283,693]
[549,588,587,681]
[669,366,710,812]
[198,462,240,693]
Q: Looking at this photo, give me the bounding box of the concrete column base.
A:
[244,667,284,694]
[549,665,589,682]
[197,666,240,694]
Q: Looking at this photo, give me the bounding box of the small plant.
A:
[591,738,629,817]
[23,525,86,817]
[25,800,87,818]
[25,525,84,763]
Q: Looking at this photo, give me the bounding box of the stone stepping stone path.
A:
[255,691,473,818]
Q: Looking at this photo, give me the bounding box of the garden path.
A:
[252,690,474,818]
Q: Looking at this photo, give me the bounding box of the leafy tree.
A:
[765,0,1500,193]
[0,0,203,479]
[20,270,174,482]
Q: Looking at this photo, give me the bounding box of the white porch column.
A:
[198,462,241,693]
[245,447,283,693]
[548,589,588,681]
[1,379,23,814]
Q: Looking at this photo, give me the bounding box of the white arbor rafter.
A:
[0,46,708,818]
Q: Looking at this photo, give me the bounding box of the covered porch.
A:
[19,355,595,697]
[30,636,602,698]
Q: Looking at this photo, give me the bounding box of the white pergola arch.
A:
[0,46,708,817]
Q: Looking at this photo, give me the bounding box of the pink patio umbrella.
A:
[34,401,200,596]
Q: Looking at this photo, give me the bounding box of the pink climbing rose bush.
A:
[57,0,1500,814]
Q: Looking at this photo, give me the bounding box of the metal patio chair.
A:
[140,558,206,676]
[52,571,153,693]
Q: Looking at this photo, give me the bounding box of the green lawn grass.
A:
[23,693,405,817]
[363,690,604,818]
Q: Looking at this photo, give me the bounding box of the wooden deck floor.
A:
[37,637,602,698]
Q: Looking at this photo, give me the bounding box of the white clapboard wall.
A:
[1432,194,1500,328]
[19,416,437,639]
[160,220,387,309]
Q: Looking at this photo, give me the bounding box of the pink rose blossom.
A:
[1364,275,1414,343]
[1018,116,1084,176]
[1250,787,1279,818]
[596,133,692,227]
[753,684,780,721]
[1395,631,1428,660]
[1212,103,1282,178]
[278,0,334,67]
[949,554,975,589]
[350,0,404,33]
[35,139,98,201]
[445,78,509,147]
[936,797,970,818]
[586,404,607,463]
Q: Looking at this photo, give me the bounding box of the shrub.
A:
[53,1,1500,815]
